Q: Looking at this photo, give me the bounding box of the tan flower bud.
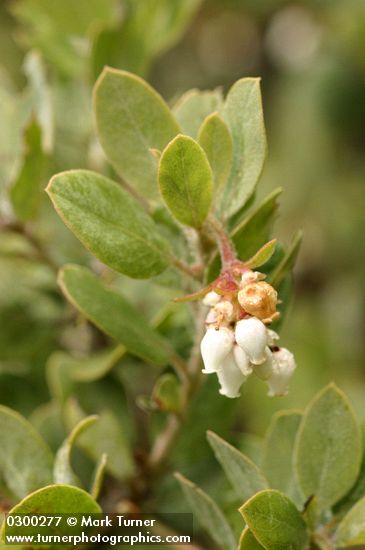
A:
[238,281,279,323]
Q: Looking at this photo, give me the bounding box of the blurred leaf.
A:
[13,0,119,77]
[10,119,46,222]
[94,68,179,199]
[159,134,213,228]
[92,0,201,78]
[207,188,281,281]
[152,373,182,414]
[261,410,303,506]
[335,496,365,546]
[65,399,135,481]
[207,431,268,501]
[269,230,303,287]
[198,112,232,190]
[294,384,362,511]
[244,239,277,270]
[240,490,309,550]
[0,405,53,499]
[239,527,265,550]
[90,453,107,500]
[175,472,236,550]
[59,265,171,366]
[1,485,101,545]
[53,415,98,486]
[47,170,170,278]
[173,89,223,138]
[23,50,53,152]
[220,78,267,218]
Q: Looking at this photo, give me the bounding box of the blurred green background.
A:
[0,0,364,511]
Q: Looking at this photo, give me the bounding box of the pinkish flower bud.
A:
[200,327,234,374]
[203,291,221,307]
[235,317,268,364]
[266,348,296,396]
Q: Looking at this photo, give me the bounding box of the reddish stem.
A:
[207,215,237,267]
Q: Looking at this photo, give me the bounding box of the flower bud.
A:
[233,345,252,376]
[238,281,279,323]
[203,291,221,307]
[214,300,234,324]
[217,352,246,398]
[266,347,296,396]
[253,347,273,380]
[240,271,265,286]
[200,327,234,374]
[235,317,268,364]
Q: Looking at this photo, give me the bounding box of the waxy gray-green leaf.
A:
[159,134,213,228]
[173,88,223,137]
[261,410,303,506]
[207,431,268,501]
[175,472,236,550]
[220,78,267,218]
[0,405,53,499]
[94,68,179,199]
[270,230,303,287]
[294,384,362,511]
[59,265,171,366]
[47,170,170,278]
[198,112,232,190]
[336,496,365,546]
[240,490,309,550]
[53,415,99,486]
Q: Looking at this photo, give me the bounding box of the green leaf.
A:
[152,374,183,414]
[90,453,107,500]
[244,239,277,270]
[220,78,267,218]
[53,415,99,486]
[207,188,281,282]
[158,134,213,228]
[10,119,46,222]
[294,384,362,511]
[94,68,179,199]
[1,485,100,546]
[58,265,171,366]
[175,473,236,550]
[65,399,135,481]
[173,88,223,138]
[47,169,170,279]
[0,405,53,499]
[239,527,265,550]
[240,489,309,550]
[207,431,268,501]
[198,112,232,190]
[269,230,303,287]
[336,496,365,546]
[261,410,303,506]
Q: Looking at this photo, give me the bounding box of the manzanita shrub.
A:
[1,66,363,550]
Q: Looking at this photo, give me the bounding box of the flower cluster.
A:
[200,270,296,398]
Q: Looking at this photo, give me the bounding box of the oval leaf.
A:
[53,415,99,486]
[244,239,277,270]
[336,496,365,546]
[94,68,179,199]
[159,134,213,228]
[175,472,236,550]
[240,489,309,550]
[239,527,265,550]
[173,88,223,138]
[207,431,268,501]
[1,485,100,544]
[47,169,170,279]
[0,405,53,499]
[58,265,171,366]
[261,410,303,506]
[220,78,267,218]
[294,384,362,511]
[198,112,232,190]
